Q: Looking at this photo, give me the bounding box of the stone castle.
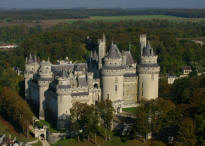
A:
[24,34,160,129]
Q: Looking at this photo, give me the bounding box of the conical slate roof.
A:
[107,43,121,59]
[28,53,34,64]
[92,50,98,61]
[143,41,155,56]
[59,69,68,78]
[124,51,134,65]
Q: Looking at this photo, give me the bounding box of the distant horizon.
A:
[1,7,205,10]
[0,0,205,9]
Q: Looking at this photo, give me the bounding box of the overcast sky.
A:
[0,0,205,9]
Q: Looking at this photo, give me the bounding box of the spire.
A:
[47,57,50,63]
[28,53,34,64]
[60,68,68,78]
[93,50,98,61]
[34,55,37,62]
[107,43,121,59]
[102,33,106,41]
[143,41,154,56]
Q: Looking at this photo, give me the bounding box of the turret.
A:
[98,34,106,69]
[138,37,160,101]
[24,54,39,101]
[56,69,72,129]
[38,59,53,120]
[140,34,147,56]
[102,43,124,102]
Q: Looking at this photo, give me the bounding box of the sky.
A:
[0,0,205,9]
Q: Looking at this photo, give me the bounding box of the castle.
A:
[24,34,160,129]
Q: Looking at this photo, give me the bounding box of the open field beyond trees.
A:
[1,15,205,28]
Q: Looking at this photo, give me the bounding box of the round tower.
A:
[56,69,72,129]
[102,43,124,102]
[138,41,160,101]
[24,54,39,101]
[38,59,53,120]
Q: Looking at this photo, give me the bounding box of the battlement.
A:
[57,88,71,95]
[138,65,160,74]
[102,67,126,76]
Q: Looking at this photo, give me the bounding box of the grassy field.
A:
[122,107,137,114]
[1,15,205,28]
[53,136,150,146]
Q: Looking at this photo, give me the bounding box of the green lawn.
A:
[65,15,205,24]
[52,136,150,146]
[122,107,137,113]
[36,120,64,133]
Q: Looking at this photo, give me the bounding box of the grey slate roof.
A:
[59,69,68,78]
[124,73,137,77]
[51,63,87,76]
[143,41,155,56]
[58,85,71,89]
[92,50,98,61]
[107,43,121,59]
[125,51,134,65]
[71,92,89,96]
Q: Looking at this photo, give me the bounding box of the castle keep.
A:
[24,34,160,129]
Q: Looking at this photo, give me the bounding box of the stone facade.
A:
[24,34,160,129]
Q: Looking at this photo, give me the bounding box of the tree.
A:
[177,118,197,146]
[96,100,114,141]
[0,87,33,135]
[70,102,99,143]
[135,104,150,141]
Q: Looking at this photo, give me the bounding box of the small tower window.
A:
[107,94,109,99]
[142,82,143,88]
[115,85,118,92]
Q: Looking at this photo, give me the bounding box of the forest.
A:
[1,9,205,21]
[1,20,205,75]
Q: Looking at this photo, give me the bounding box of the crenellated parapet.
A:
[102,67,126,76]
[138,64,160,74]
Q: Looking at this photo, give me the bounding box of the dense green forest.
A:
[1,9,205,21]
[1,20,205,75]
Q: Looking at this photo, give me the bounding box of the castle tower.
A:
[138,39,160,101]
[24,54,39,101]
[102,43,124,102]
[38,59,53,120]
[140,34,147,56]
[56,69,72,129]
[98,34,106,69]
